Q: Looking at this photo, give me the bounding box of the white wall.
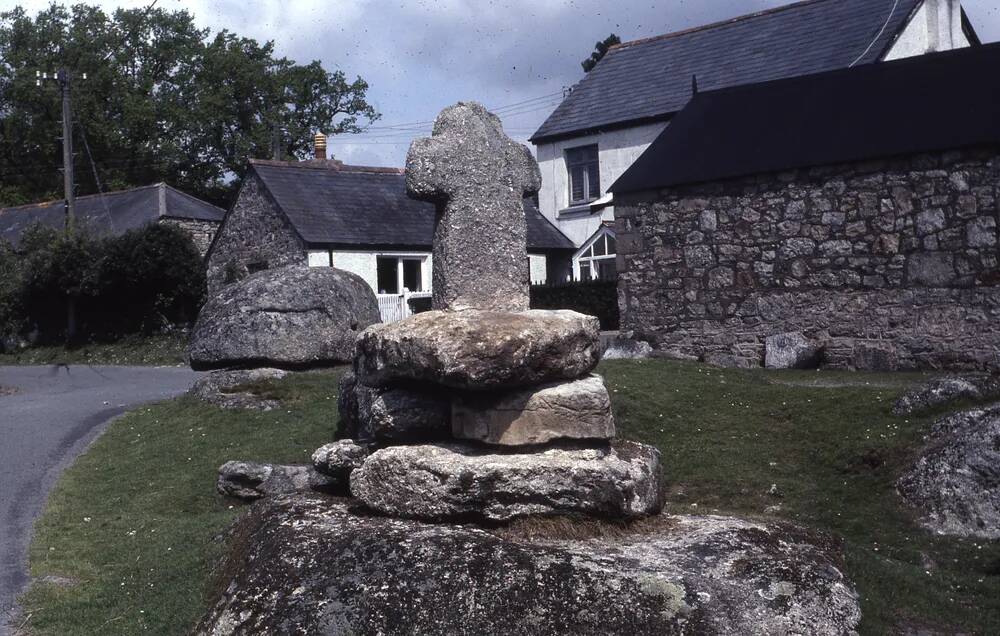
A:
[535,121,668,246]
[307,250,332,267]
[315,249,546,292]
[529,254,548,285]
[884,0,971,61]
[329,251,380,291]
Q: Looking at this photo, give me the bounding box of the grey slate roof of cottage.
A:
[610,42,1000,194]
[531,0,947,143]
[250,160,575,251]
[0,183,225,247]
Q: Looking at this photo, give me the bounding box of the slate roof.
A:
[250,160,575,251]
[611,42,1000,194]
[532,0,929,143]
[0,183,224,247]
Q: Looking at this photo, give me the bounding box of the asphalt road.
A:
[0,365,201,635]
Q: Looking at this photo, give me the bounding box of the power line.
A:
[76,116,115,232]
[361,91,564,132]
[850,0,900,67]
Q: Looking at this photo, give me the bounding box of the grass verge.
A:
[0,333,188,367]
[19,361,1000,635]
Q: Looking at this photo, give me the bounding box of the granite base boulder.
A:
[195,494,861,636]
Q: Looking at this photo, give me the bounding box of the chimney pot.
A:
[314,132,327,160]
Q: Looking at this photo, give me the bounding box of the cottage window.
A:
[376,255,425,295]
[566,145,600,204]
[376,257,399,294]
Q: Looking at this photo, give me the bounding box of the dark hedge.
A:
[530,280,619,330]
[2,223,206,345]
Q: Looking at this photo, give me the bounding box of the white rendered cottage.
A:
[530,0,980,281]
[206,159,575,322]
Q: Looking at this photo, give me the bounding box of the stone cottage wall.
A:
[206,173,306,296]
[616,146,1000,370]
[158,218,219,257]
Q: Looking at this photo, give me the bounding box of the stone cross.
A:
[406,102,542,312]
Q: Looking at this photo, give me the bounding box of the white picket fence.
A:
[377,290,432,323]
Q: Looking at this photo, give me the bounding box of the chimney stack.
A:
[314,132,327,160]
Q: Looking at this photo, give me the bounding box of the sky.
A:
[4,0,1000,167]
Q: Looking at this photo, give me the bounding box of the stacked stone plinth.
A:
[326,308,664,523]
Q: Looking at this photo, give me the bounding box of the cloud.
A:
[4,0,999,167]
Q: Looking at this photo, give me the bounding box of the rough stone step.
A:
[452,374,615,446]
[354,308,601,391]
[350,440,663,523]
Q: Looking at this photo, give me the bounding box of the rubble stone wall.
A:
[158,218,219,257]
[205,173,306,296]
[616,146,1000,370]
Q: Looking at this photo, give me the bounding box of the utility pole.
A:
[59,69,75,231]
[37,68,85,231]
[37,67,86,342]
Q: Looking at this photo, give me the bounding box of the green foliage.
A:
[582,34,621,73]
[0,223,205,344]
[0,4,380,206]
[530,280,620,329]
[17,224,102,339]
[95,224,206,334]
[0,239,23,338]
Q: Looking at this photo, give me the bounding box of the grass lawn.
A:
[18,361,1000,635]
[0,333,188,367]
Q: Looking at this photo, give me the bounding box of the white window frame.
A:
[375,252,430,295]
[573,227,617,281]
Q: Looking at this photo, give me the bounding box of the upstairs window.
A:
[567,145,600,205]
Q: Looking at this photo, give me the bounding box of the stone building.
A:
[206,159,574,310]
[0,183,224,256]
[531,0,979,281]
[612,43,1000,371]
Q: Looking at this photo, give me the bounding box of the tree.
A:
[581,34,621,73]
[0,4,380,207]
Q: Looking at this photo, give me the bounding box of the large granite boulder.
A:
[189,266,380,371]
[406,102,541,312]
[355,309,601,390]
[892,374,1000,416]
[190,368,288,411]
[217,461,342,501]
[452,374,615,446]
[196,495,862,635]
[897,405,1000,539]
[350,441,663,523]
[765,332,823,370]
